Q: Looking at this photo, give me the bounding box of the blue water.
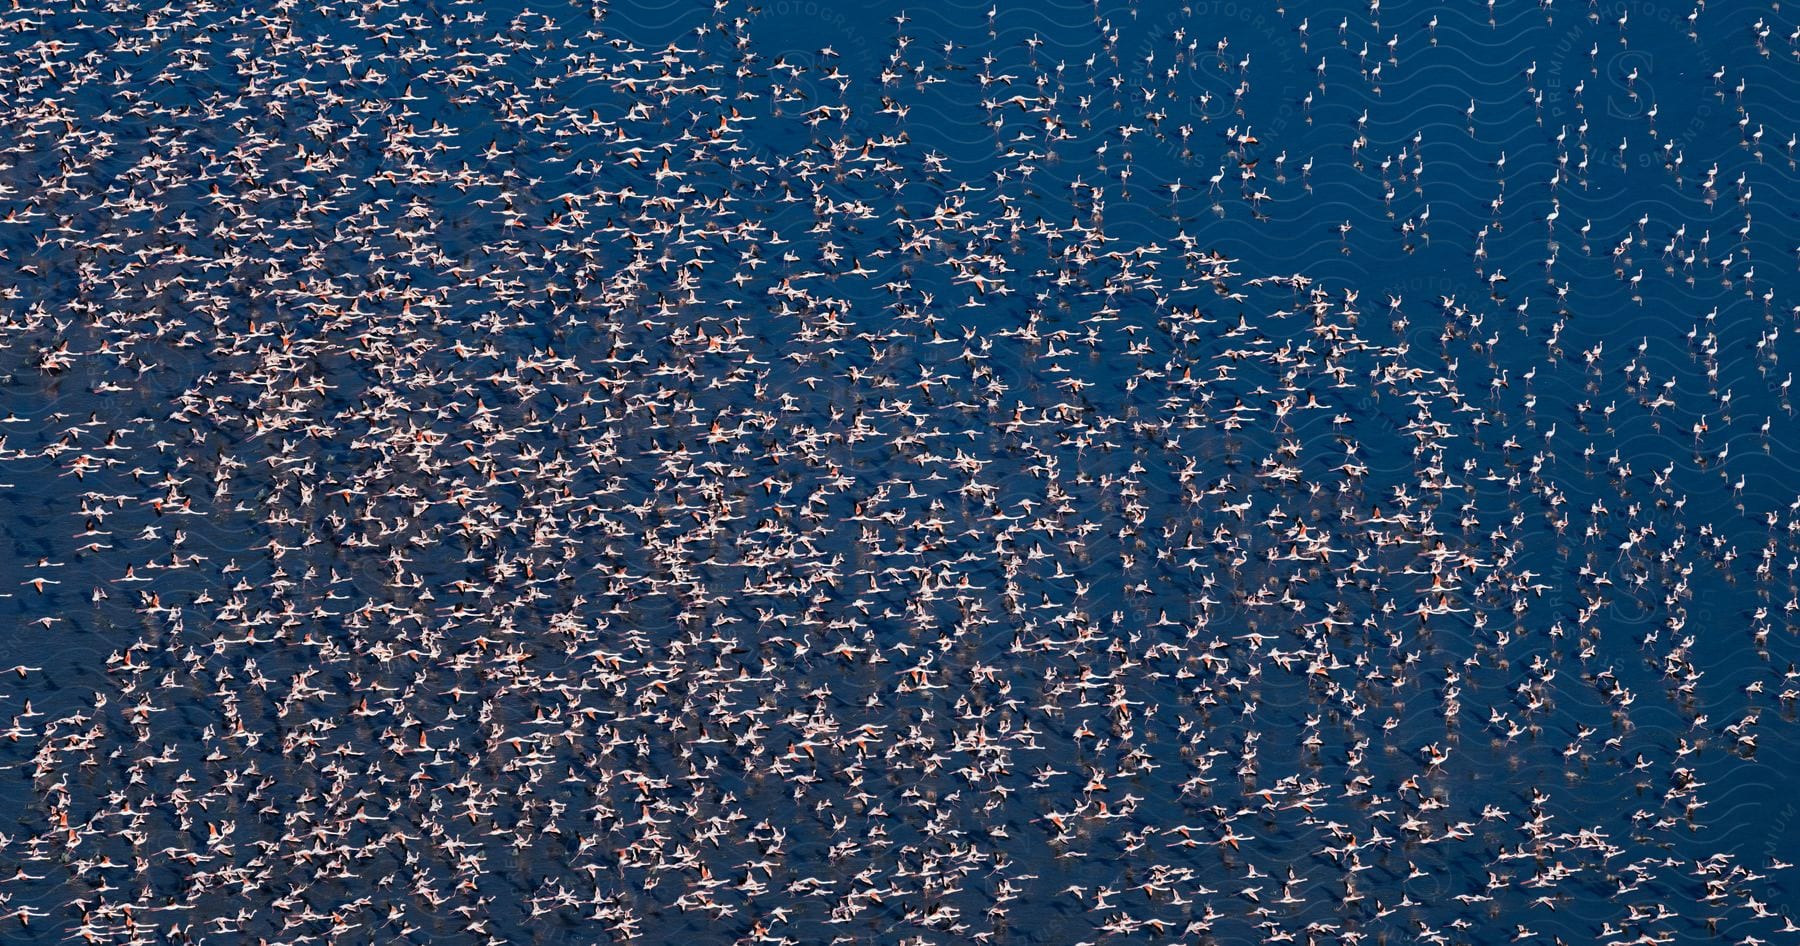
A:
[0,0,1798,944]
